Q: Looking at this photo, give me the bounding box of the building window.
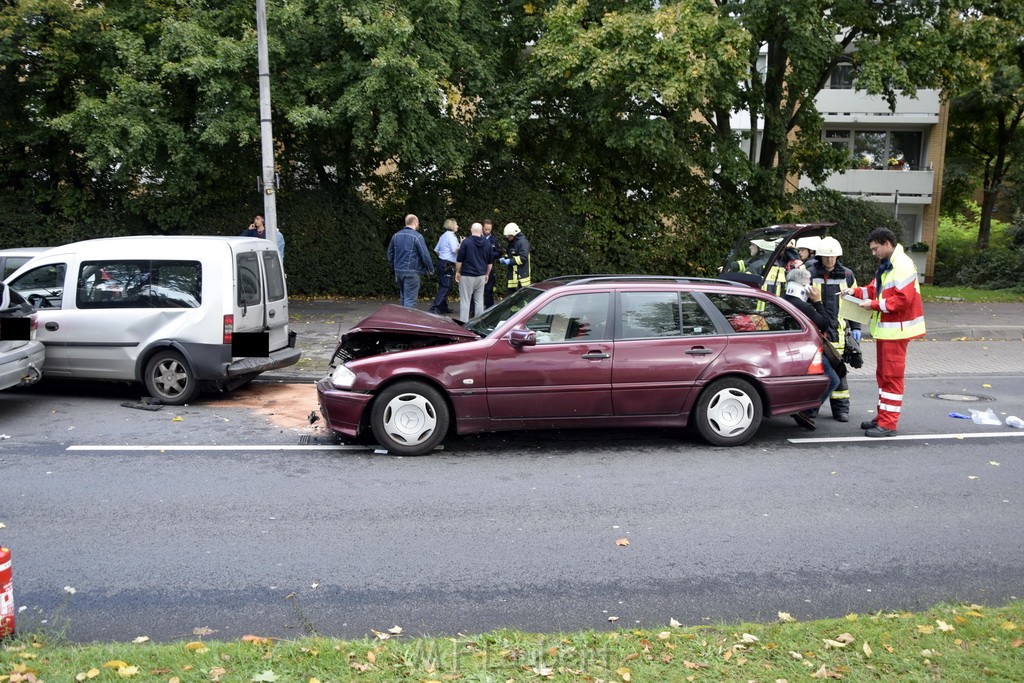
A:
[825,129,924,170]
[829,62,855,90]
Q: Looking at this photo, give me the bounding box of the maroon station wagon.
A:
[316,275,831,455]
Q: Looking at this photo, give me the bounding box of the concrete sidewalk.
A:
[263,298,1024,383]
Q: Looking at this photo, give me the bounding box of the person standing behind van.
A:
[388,214,434,308]
[241,212,285,259]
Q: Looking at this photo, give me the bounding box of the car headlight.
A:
[330,364,357,389]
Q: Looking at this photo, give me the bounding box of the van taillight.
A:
[807,347,824,375]
[223,314,234,344]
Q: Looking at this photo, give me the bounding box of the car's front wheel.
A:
[693,377,762,446]
[370,381,450,456]
[144,350,201,405]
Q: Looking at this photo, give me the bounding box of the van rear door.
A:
[233,247,289,354]
[260,249,289,351]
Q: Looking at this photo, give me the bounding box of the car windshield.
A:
[464,286,545,337]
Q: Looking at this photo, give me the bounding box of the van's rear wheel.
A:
[145,350,201,405]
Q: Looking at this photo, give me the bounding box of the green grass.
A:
[921,285,1024,303]
[3,601,1023,682]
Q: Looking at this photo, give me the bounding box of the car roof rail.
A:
[544,274,749,287]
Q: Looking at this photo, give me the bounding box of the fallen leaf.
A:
[615,538,630,547]
[103,661,131,669]
[990,461,1000,466]
[983,384,992,388]
[184,642,209,653]
[0,522,5,529]
[75,669,101,681]
[608,616,619,622]
[132,636,150,644]
[349,662,369,673]
[1002,621,1017,630]
[117,666,139,678]
[387,625,403,635]
[371,630,391,640]
[921,649,935,657]
[657,631,671,640]
[309,679,321,683]
[1011,638,1023,648]
[835,633,855,644]
[616,667,631,681]
[208,667,227,681]
[789,651,803,660]
[917,625,935,634]
[741,633,760,643]
[810,664,842,679]
[242,635,274,646]
[937,620,955,632]
[845,613,858,622]
[823,639,848,649]
[968,476,978,480]
[778,612,796,623]
[251,671,277,682]
[193,627,216,636]
[863,642,872,658]
[683,660,709,670]
[964,610,984,618]
[366,650,376,663]
[723,650,733,662]
[171,416,184,422]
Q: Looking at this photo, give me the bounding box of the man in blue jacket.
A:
[387,214,434,307]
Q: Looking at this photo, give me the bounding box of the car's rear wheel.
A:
[370,381,449,456]
[144,350,201,405]
[693,377,762,446]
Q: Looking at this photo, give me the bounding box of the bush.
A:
[934,205,1022,289]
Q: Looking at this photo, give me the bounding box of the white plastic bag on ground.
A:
[969,408,1002,426]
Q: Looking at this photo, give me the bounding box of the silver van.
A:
[4,236,300,404]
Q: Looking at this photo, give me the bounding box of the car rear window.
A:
[704,292,802,333]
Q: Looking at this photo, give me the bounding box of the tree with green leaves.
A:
[943,2,1024,250]
[530,0,959,214]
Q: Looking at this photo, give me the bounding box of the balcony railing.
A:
[800,169,935,204]
[815,89,941,124]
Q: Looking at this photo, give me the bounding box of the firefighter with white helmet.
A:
[499,222,531,290]
[806,234,861,422]
[794,235,822,266]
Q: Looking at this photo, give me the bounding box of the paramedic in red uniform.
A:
[843,227,925,437]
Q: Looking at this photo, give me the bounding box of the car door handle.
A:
[581,351,610,360]
[269,310,275,318]
[686,346,714,356]
[45,322,59,331]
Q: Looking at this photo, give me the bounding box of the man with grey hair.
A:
[454,222,492,321]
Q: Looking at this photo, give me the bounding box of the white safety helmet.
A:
[503,222,521,237]
[794,236,822,252]
[750,238,777,251]
[815,236,843,257]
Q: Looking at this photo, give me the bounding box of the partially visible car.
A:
[317,275,831,455]
[0,282,44,391]
[0,247,49,280]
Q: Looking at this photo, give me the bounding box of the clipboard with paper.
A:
[839,294,873,325]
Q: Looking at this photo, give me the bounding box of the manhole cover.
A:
[298,434,342,445]
[925,392,996,403]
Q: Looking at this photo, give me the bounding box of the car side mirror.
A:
[509,328,536,347]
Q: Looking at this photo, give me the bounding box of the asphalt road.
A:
[1,373,1023,643]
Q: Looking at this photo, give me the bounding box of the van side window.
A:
[76,260,202,309]
[261,250,285,302]
[237,252,262,306]
[9,263,66,309]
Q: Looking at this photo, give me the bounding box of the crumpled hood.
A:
[345,304,478,340]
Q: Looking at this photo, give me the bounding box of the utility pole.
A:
[255,0,278,248]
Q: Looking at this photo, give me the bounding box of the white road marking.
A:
[66,444,368,451]
[790,431,1024,444]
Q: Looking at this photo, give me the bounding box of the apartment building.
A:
[735,61,947,283]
